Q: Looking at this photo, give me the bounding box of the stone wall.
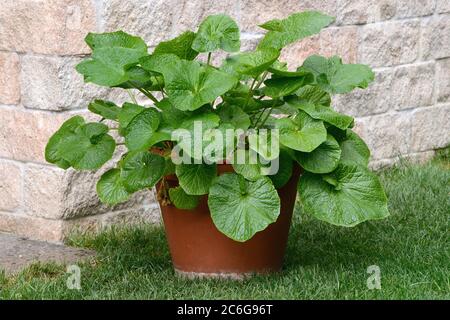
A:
[0,0,449,242]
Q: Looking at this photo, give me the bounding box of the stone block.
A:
[0,161,22,211]
[0,108,67,163]
[333,68,393,116]
[0,0,96,54]
[391,62,435,110]
[355,113,412,160]
[411,104,450,152]
[102,0,178,47]
[359,20,420,67]
[421,15,450,60]
[0,52,20,105]
[436,58,450,102]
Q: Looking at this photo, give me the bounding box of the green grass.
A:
[1,153,449,300]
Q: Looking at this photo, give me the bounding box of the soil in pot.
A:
[157,164,301,279]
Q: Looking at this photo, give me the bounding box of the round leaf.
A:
[222,48,280,77]
[125,108,161,151]
[168,186,200,210]
[45,116,85,169]
[173,113,221,161]
[286,96,353,130]
[263,76,311,98]
[216,104,250,130]
[338,130,370,166]
[121,151,166,192]
[88,100,121,120]
[232,150,264,181]
[258,11,334,50]
[85,31,147,52]
[298,164,390,227]
[57,123,115,170]
[269,150,293,189]
[302,55,375,94]
[153,31,199,60]
[192,14,240,53]
[208,174,280,242]
[97,169,131,205]
[275,111,326,152]
[295,134,341,174]
[118,103,145,134]
[176,163,217,195]
[295,85,331,106]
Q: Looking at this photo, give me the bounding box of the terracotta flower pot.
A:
[157,164,301,279]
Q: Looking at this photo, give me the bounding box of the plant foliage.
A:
[46,11,389,242]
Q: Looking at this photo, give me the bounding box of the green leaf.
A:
[168,186,200,210]
[58,123,115,170]
[156,98,191,129]
[295,85,331,106]
[298,164,389,226]
[173,112,221,160]
[116,66,153,89]
[275,111,326,152]
[85,31,147,52]
[167,60,237,111]
[124,108,161,151]
[120,151,166,192]
[97,168,131,205]
[45,116,85,169]
[258,11,334,50]
[263,76,312,98]
[164,158,176,176]
[192,14,240,53]
[175,163,217,195]
[269,150,293,189]
[248,129,280,160]
[268,63,312,78]
[76,47,148,87]
[286,97,353,130]
[203,123,236,162]
[216,104,251,130]
[78,31,148,87]
[222,95,264,113]
[208,174,280,242]
[139,53,180,76]
[88,100,121,120]
[154,31,199,60]
[302,55,375,94]
[146,55,237,111]
[222,48,280,77]
[118,103,145,135]
[295,134,341,174]
[337,130,370,166]
[232,150,265,181]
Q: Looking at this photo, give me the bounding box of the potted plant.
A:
[45,11,389,278]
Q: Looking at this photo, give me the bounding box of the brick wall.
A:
[0,0,449,242]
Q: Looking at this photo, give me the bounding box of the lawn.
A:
[1,151,449,300]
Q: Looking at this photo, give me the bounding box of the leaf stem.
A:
[257,107,274,128]
[127,82,159,103]
[207,52,212,67]
[255,71,268,90]
[244,78,258,110]
[137,87,159,104]
[127,89,138,104]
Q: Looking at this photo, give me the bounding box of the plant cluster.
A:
[46,11,389,242]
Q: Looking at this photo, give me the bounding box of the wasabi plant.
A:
[45,11,389,242]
